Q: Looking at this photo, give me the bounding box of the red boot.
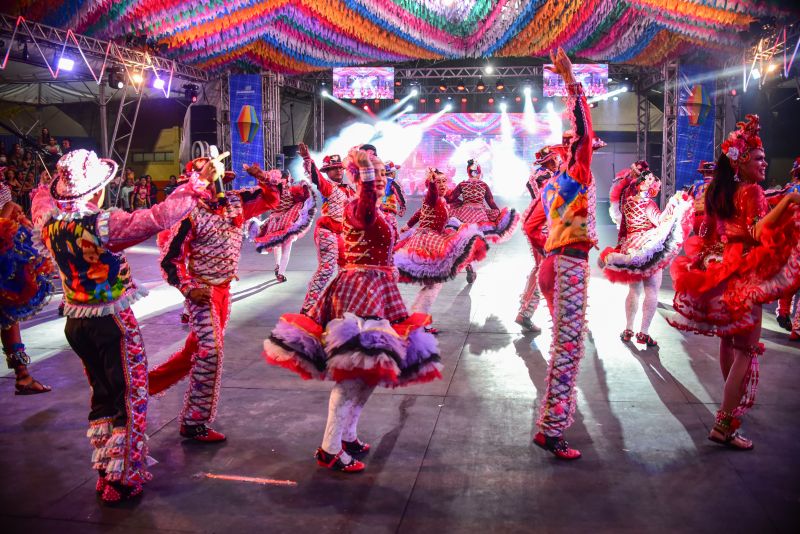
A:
[315,448,365,473]
[533,432,582,460]
[180,424,227,443]
[790,330,800,342]
[342,439,371,456]
[100,481,143,504]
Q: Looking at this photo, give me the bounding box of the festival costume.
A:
[300,154,355,314]
[774,158,800,336]
[32,150,208,501]
[687,161,716,235]
[517,154,557,329]
[379,162,406,229]
[263,163,441,471]
[445,163,518,243]
[668,115,800,438]
[247,172,315,281]
[148,167,279,437]
[600,170,692,343]
[0,180,54,394]
[535,82,595,457]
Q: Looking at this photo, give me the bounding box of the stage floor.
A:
[2,197,799,533]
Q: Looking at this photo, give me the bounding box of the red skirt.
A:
[394,225,488,284]
[251,196,316,250]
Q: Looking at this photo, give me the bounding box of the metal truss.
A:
[312,93,323,151]
[263,72,281,169]
[743,23,800,91]
[108,85,145,207]
[660,60,679,208]
[216,73,231,164]
[636,87,651,161]
[0,14,207,88]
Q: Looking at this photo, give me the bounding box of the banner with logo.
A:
[229,74,263,189]
[676,64,716,191]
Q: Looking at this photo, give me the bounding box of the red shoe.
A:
[180,313,189,324]
[342,439,371,456]
[636,332,658,347]
[315,448,365,473]
[100,481,143,504]
[620,329,634,342]
[466,266,477,284]
[790,330,800,342]
[533,432,582,460]
[96,476,107,494]
[180,424,227,443]
[276,273,287,283]
[424,325,439,335]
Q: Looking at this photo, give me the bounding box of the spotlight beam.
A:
[322,92,373,121]
[377,90,417,120]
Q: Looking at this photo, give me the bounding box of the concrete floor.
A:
[2,196,799,533]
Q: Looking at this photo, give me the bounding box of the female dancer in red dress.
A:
[263,148,441,472]
[669,115,800,449]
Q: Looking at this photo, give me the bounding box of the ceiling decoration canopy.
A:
[14,1,790,74]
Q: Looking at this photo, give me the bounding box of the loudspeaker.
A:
[190,105,217,145]
[282,145,298,169]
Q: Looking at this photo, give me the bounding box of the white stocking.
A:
[411,283,444,315]
[625,282,643,331]
[321,379,369,462]
[343,382,376,442]
[278,240,293,275]
[640,270,662,335]
[272,245,281,271]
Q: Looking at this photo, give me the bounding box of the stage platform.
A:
[2,196,799,533]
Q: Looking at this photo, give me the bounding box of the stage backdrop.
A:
[676,64,715,190]
[229,74,263,189]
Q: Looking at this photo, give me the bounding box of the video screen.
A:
[543,63,608,97]
[332,67,395,99]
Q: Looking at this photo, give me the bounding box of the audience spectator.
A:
[119,174,135,211]
[39,127,51,146]
[132,176,150,210]
[61,138,72,154]
[163,174,178,196]
[146,175,158,205]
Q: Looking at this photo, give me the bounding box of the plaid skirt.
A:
[309,267,408,326]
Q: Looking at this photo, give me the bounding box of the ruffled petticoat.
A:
[448,204,519,243]
[248,195,316,251]
[263,267,442,387]
[669,212,800,337]
[601,194,693,284]
[0,219,54,328]
[394,224,488,284]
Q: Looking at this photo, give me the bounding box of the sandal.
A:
[620,329,634,342]
[342,439,371,456]
[6,346,51,395]
[276,273,287,283]
[533,432,581,460]
[15,377,52,395]
[636,332,658,347]
[314,448,365,473]
[708,410,753,451]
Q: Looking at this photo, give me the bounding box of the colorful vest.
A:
[187,193,245,286]
[460,179,487,205]
[623,196,659,234]
[542,170,596,251]
[380,178,403,215]
[319,183,353,233]
[343,208,395,267]
[690,177,711,215]
[41,210,140,317]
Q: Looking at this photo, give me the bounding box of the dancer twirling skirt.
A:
[533,48,595,461]
[33,149,211,502]
[1,179,54,395]
[600,169,693,347]
[669,115,800,450]
[263,149,441,473]
[149,159,279,443]
[247,169,315,283]
[395,169,488,323]
[516,149,559,333]
[773,157,800,336]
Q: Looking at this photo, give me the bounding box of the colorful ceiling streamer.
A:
[12,1,795,74]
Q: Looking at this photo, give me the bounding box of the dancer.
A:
[395,168,488,330]
[1,179,53,394]
[247,169,315,282]
[600,169,693,347]
[533,48,595,460]
[149,158,279,443]
[687,161,717,235]
[297,143,355,314]
[669,115,800,450]
[32,149,212,503]
[380,161,406,229]
[516,148,561,333]
[774,157,800,335]
[263,148,441,473]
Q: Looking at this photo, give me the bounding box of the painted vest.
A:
[542,170,596,251]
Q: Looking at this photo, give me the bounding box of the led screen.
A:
[333,67,395,99]
[543,63,608,97]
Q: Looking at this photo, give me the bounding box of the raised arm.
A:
[349,150,378,229]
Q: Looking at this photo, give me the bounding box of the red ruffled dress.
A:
[248,181,315,251]
[445,178,518,243]
[394,180,488,284]
[263,178,442,387]
[669,183,800,336]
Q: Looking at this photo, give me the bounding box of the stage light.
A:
[351,99,357,104]
[608,77,613,82]
[395,79,402,86]
[624,77,629,80]
[410,89,418,97]
[363,104,369,111]
[621,86,628,92]
[405,105,413,111]
[321,89,329,97]
[461,97,467,103]
[730,89,737,96]
[132,73,144,84]
[496,80,505,91]
[485,64,494,74]
[107,68,124,89]
[523,86,532,96]
[499,102,507,112]
[532,97,539,103]
[515,96,521,102]
[183,83,199,103]
[589,102,596,108]
[444,104,452,111]
[152,77,165,90]
[447,96,453,100]
[420,98,426,103]
[58,56,75,71]
[375,99,380,104]
[546,102,554,111]
[434,98,441,103]
[476,78,486,91]
[612,96,618,101]
[751,67,761,79]
[488,97,494,104]
[439,81,447,92]
[457,80,465,91]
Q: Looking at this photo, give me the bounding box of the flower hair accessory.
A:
[721,114,762,167]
